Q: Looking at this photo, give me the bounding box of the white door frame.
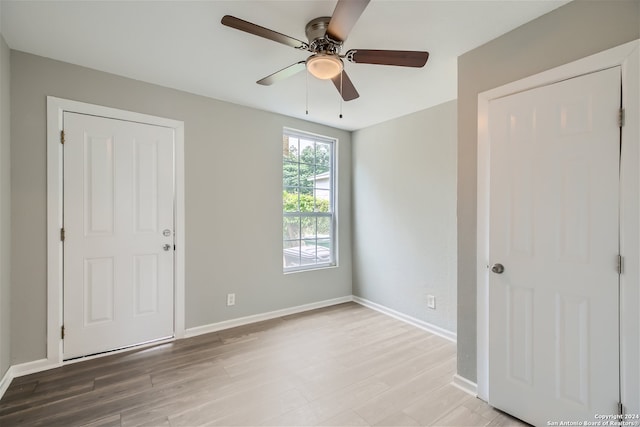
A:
[477,40,639,412]
[46,96,186,366]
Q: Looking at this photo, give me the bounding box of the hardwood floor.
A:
[0,302,528,426]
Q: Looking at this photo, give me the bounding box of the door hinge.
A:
[60,228,65,242]
[618,401,624,416]
[60,130,65,145]
[61,325,65,340]
[617,254,624,275]
[618,108,625,127]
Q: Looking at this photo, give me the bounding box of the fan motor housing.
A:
[305,17,340,54]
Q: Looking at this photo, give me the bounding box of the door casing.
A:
[46,97,186,367]
[477,40,640,414]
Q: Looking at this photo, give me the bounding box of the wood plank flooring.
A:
[0,302,528,426]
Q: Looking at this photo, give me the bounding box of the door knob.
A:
[163,244,171,251]
[491,263,505,274]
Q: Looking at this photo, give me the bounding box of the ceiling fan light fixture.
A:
[306,54,343,80]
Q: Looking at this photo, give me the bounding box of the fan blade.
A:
[331,71,359,101]
[326,0,370,43]
[257,61,306,86]
[346,49,429,67]
[221,15,309,50]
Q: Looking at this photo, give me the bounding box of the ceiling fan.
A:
[221,0,429,102]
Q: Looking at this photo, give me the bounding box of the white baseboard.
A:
[0,366,12,400]
[0,358,59,400]
[452,374,478,396]
[10,358,59,377]
[185,296,354,338]
[352,296,457,343]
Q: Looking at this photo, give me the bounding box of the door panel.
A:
[83,257,114,324]
[555,294,589,405]
[488,67,620,425]
[84,134,114,236]
[506,285,533,385]
[63,112,175,359]
[133,254,160,315]
[133,139,160,233]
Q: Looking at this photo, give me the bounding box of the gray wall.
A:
[352,100,457,334]
[0,33,10,378]
[10,51,352,364]
[457,0,640,382]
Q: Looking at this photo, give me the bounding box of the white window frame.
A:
[282,128,337,273]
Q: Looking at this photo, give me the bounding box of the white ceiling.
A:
[0,0,568,131]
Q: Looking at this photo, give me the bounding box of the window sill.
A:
[283,263,338,275]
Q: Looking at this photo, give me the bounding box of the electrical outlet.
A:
[427,295,436,309]
[227,293,236,306]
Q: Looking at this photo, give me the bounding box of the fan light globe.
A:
[306,54,343,80]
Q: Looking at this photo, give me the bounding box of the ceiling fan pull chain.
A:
[339,72,343,119]
[306,71,309,115]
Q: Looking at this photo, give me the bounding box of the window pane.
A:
[314,196,329,213]
[283,216,300,240]
[299,176,314,194]
[317,216,331,237]
[299,139,315,166]
[283,242,301,269]
[317,238,332,251]
[315,143,331,172]
[312,174,330,210]
[283,160,300,188]
[283,136,299,162]
[300,216,316,238]
[298,193,315,212]
[283,189,299,213]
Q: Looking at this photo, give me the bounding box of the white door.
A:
[63,112,175,359]
[488,67,621,425]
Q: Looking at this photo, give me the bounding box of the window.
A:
[283,129,336,272]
